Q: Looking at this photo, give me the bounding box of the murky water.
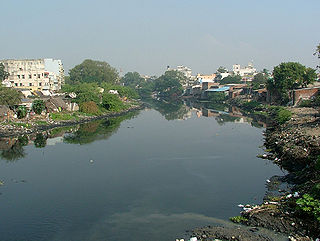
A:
[0,105,286,241]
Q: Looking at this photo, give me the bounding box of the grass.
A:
[35,120,48,126]
[50,112,79,121]
[229,216,248,223]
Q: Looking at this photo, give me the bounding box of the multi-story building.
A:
[0,58,64,91]
[232,62,256,77]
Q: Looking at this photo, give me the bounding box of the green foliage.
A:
[16,106,27,119]
[0,86,22,106]
[276,108,292,124]
[315,156,320,171]
[241,101,263,113]
[79,101,100,115]
[101,83,139,99]
[268,62,317,104]
[253,73,268,83]
[62,83,101,104]
[229,216,248,223]
[0,136,28,162]
[69,59,119,84]
[155,70,184,99]
[32,99,45,114]
[102,93,125,111]
[50,112,77,121]
[219,75,241,85]
[217,66,228,73]
[0,63,9,81]
[296,194,320,222]
[207,92,226,103]
[121,72,145,87]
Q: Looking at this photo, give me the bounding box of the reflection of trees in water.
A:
[0,136,29,162]
[34,133,47,148]
[215,114,241,125]
[63,111,139,145]
[146,100,190,120]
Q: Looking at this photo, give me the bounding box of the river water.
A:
[0,103,285,241]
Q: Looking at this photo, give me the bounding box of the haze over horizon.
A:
[1,0,319,76]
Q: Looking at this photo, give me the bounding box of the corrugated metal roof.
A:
[205,86,230,92]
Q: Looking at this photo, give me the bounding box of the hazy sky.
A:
[1,0,319,76]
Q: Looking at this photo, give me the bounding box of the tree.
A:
[121,72,145,87]
[253,73,267,83]
[0,63,9,81]
[69,59,119,84]
[32,99,45,114]
[268,62,317,104]
[0,86,22,106]
[154,70,184,99]
[219,75,242,85]
[217,66,228,73]
[102,93,125,111]
[315,43,320,70]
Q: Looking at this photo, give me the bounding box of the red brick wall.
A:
[293,88,319,105]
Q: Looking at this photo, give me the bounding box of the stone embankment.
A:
[0,104,143,137]
[191,107,320,241]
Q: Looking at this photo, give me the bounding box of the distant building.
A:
[232,62,256,77]
[0,58,64,91]
[167,65,192,79]
[197,74,216,83]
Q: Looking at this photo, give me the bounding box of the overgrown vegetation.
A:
[229,216,248,223]
[32,99,45,114]
[296,194,320,222]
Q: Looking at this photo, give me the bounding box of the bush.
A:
[296,194,320,222]
[16,106,27,119]
[102,93,125,111]
[229,216,248,223]
[276,108,292,124]
[79,101,100,115]
[32,99,45,114]
[242,101,263,112]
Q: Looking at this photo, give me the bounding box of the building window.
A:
[22,75,25,79]
[20,83,23,86]
[29,83,32,86]
[39,82,42,86]
[29,74,32,79]
[34,74,36,77]
[17,75,20,79]
[15,83,18,86]
[38,74,40,78]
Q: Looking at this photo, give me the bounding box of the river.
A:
[0,102,286,241]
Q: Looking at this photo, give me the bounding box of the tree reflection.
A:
[146,100,190,120]
[63,111,139,145]
[0,136,29,162]
[34,133,47,148]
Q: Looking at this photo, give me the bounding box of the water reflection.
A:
[149,99,267,128]
[0,111,139,161]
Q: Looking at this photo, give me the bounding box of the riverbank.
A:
[190,106,320,241]
[0,103,144,137]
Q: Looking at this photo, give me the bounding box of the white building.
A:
[196,74,216,83]
[232,62,256,77]
[1,58,64,91]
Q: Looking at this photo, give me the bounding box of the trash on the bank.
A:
[238,204,244,208]
[269,201,278,205]
[286,194,293,199]
[189,237,198,241]
[293,192,299,198]
[243,207,252,212]
[266,179,271,183]
[89,159,94,163]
